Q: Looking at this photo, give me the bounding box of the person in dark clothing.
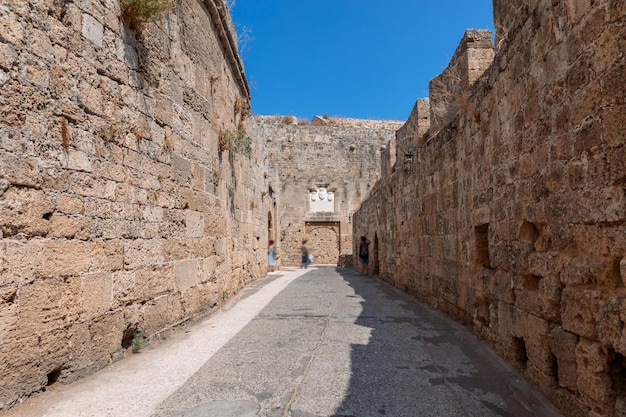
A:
[358,235,370,276]
[301,239,310,269]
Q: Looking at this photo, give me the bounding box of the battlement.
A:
[255,115,403,131]
[428,29,494,135]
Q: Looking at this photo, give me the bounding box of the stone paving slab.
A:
[153,266,562,417]
[4,266,563,417]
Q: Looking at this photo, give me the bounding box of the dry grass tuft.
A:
[61,117,71,151]
[120,0,172,28]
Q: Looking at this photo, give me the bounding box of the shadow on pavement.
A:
[329,267,561,417]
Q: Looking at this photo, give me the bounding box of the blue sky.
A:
[230,1,495,122]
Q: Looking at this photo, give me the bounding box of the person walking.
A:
[268,240,277,272]
[301,239,310,269]
[358,235,370,276]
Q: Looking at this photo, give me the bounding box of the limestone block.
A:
[135,266,174,301]
[575,338,612,409]
[29,27,54,61]
[186,210,204,238]
[471,206,490,226]
[600,61,626,109]
[161,239,189,262]
[0,187,53,238]
[82,14,104,48]
[77,81,104,117]
[56,194,84,214]
[88,310,124,362]
[0,7,25,44]
[154,92,174,126]
[167,291,184,322]
[514,285,542,315]
[0,302,17,344]
[179,187,210,212]
[123,239,164,270]
[38,327,70,373]
[141,295,170,334]
[538,276,563,321]
[561,253,621,287]
[65,321,93,371]
[526,252,557,277]
[549,327,579,390]
[205,206,227,234]
[0,42,17,70]
[172,154,192,186]
[70,172,108,198]
[44,241,93,277]
[80,272,112,319]
[0,154,43,188]
[182,281,217,314]
[496,300,518,341]
[191,162,205,191]
[143,205,164,223]
[188,238,215,259]
[561,287,600,340]
[0,69,8,87]
[516,311,552,375]
[66,150,93,172]
[16,277,65,338]
[0,335,41,406]
[23,59,50,88]
[3,240,45,286]
[49,214,84,239]
[607,145,626,192]
[174,259,201,291]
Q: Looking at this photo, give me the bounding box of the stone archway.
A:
[305,222,340,264]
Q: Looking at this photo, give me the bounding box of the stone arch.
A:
[305,222,340,264]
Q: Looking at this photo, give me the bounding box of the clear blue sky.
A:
[230,1,495,122]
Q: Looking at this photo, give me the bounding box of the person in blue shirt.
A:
[268,240,277,272]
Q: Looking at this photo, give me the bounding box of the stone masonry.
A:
[354,1,626,417]
[257,116,401,267]
[0,0,274,410]
[2,0,626,415]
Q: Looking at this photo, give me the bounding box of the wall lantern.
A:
[403,152,414,175]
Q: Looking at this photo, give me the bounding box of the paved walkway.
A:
[5,266,562,417]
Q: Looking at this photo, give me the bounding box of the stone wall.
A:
[0,0,273,409]
[258,118,401,266]
[354,2,626,416]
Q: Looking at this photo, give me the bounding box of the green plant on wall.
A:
[218,127,252,159]
[131,331,145,353]
[229,129,252,158]
[120,0,172,27]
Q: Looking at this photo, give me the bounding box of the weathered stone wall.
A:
[354,2,626,416]
[258,118,401,266]
[0,0,272,409]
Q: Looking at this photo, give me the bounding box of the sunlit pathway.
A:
[7,266,561,417]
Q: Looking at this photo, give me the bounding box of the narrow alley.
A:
[6,266,561,417]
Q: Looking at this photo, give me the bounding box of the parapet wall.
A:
[428,29,493,135]
[0,0,271,409]
[354,2,626,416]
[257,115,403,130]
